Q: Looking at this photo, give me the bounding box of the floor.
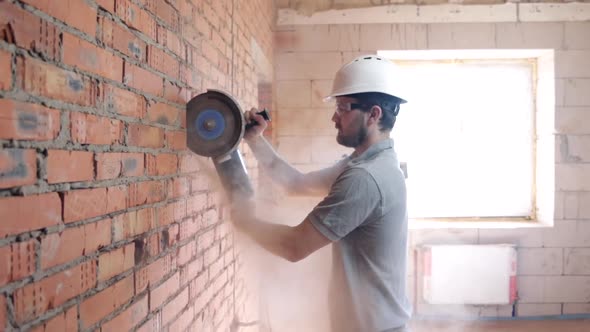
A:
[409,319,590,332]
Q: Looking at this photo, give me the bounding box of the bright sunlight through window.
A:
[379,51,537,220]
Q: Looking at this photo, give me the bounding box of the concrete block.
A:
[564,22,590,50]
[517,248,563,276]
[563,303,590,315]
[410,229,478,246]
[556,79,566,107]
[564,248,590,275]
[311,136,350,164]
[496,22,563,49]
[479,305,514,318]
[311,80,333,108]
[276,80,311,108]
[276,108,335,136]
[565,79,590,106]
[556,51,590,79]
[392,24,428,50]
[359,24,394,51]
[544,276,590,302]
[286,26,343,52]
[478,228,543,248]
[427,23,496,49]
[517,276,545,303]
[554,191,565,220]
[563,191,579,219]
[332,25,361,51]
[519,3,590,23]
[556,107,590,134]
[416,303,481,318]
[562,135,590,163]
[276,136,312,164]
[517,303,562,317]
[543,220,590,247]
[276,52,343,80]
[579,192,590,219]
[555,164,590,191]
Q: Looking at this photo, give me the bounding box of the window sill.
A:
[408,219,553,230]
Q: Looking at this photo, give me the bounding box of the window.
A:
[379,50,555,223]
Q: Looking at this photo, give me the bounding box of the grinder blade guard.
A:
[186,89,257,204]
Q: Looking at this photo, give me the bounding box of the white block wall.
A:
[270,3,590,325]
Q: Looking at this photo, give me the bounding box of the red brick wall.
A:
[0,0,275,331]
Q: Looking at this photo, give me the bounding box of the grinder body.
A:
[186,89,267,204]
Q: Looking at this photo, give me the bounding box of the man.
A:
[231,55,412,332]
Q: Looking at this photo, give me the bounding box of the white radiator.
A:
[421,244,517,305]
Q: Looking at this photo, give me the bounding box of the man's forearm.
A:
[237,218,300,262]
[245,136,303,190]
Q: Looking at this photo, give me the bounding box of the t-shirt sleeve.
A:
[307,167,381,241]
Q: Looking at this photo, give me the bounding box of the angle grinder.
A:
[186,89,270,204]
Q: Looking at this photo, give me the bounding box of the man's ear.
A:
[368,105,383,125]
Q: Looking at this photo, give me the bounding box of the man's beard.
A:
[337,124,368,148]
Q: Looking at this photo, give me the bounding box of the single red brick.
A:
[99,17,146,61]
[122,153,144,177]
[97,243,134,282]
[0,193,62,237]
[180,255,203,286]
[187,193,207,216]
[62,32,123,82]
[17,57,98,107]
[115,0,156,40]
[179,154,200,174]
[0,3,60,60]
[135,314,160,332]
[148,46,179,80]
[127,123,165,148]
[0,295,5,331]
[149,272,180,309]
[127,180,167,207]
[145,232,160,257]
[79,275,134,329]
[169,177,189,199]
[107,185,128,213]
[177,241,196,266]
[156,204,173,227]
[161,288,188,325]
[123,62,163,97]
[173,200,187,221]
[0,49,10,90]
[41,218,111,269]
[63,188,107,223]
[30,305,77,332]
[165,130,187,151]
[102,84,146,118]
[0,149,37,189]
[168,303,192,332]
[102,296,148,332]
[113,207,156,242]
[96,0,115,13]
[201,40,219,66]
[0,100,61,141]
[21,0,96,35]
[0,240,36,287]
[146,153,178,176]
[157,26,183,58]
[47,150,94,184]
[96,152,122,180]
[156,1,179,31]
[13,261,96,324]
[146,102,179,126]
[163,80,188,104]
[70,112,123,145]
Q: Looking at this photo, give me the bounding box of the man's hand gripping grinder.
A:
[186,89,270,206]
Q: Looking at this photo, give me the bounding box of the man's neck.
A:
[352,132,390,158]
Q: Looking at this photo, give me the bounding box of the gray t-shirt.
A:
[307,138,412,332]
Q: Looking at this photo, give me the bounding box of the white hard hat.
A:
[324,55,407,104]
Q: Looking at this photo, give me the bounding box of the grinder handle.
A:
[245,109,271,131]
